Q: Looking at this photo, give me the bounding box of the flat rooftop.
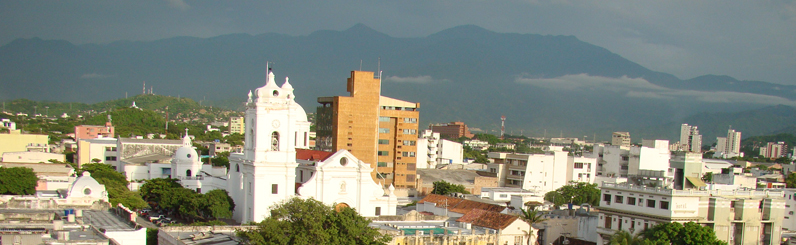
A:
[82,210,137,231]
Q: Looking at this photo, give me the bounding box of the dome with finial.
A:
[173,128,199,164]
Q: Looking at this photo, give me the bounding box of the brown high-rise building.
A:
[316,71,420,188]
[430,121,474,139]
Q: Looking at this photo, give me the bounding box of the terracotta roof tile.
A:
[296,149,334,161]
[418,194,505,214]
[456,209,518,230]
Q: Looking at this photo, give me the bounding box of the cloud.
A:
[383,75,447,84]
[515,74,796,106]
[165,0,190,10]
[80,73,113,79]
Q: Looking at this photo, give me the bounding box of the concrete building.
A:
[228,116,244,135]
[227,69,396,223]
[611,132,631,148]
[416,169,499,195]
[1,118,16,130]
[204,141,231,156]
[782,189,796,232]
[430,121,474,139]
[464,139,490,151]
[628,140,671,176]
[158,226,254,245]
[76,138,120,169]
[678,123,703,152]
[486,151,597,194]
[74,119,115,142]
[591,144,630,179]
[536,208,599,245]
[116,137,183,172]
[0,129,49,157]
[716,128,743,158]
[371,211,504,245]
[316,70,420,188]
[598,180,785,245]
[1,151,64,163]
[416,129,464,169]
[761,141,788,159]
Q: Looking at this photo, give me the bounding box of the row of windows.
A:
[402,152,416,157]
[604,194,669,210]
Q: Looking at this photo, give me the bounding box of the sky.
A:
[1,0,794,86]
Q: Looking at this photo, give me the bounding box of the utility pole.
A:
[500,115,506,140]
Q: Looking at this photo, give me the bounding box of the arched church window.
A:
[186,169,192,177]
[272,131,280,151]
[236,164,240,172]
[250,129,255,147]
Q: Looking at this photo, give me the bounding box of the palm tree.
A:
[519,206,547,245]
[609,230,645,245]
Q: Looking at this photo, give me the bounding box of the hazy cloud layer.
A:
[0,1,794,86]
[383,75,447,84]
[515,74,796,106]
[80,73,114,79]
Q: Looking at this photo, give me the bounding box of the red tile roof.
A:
[296,149,334,161]
[456,209,519,230]
[418,194,506,214]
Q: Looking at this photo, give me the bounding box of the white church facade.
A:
[227,68,397,223]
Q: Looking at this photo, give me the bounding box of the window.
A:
[379,116,391,122]
[84,188,92,195]
[236,164,240,172]
[660,201,669,210]
[627,197,636,205]
[378,151,389,156]
[402,140,416,146]
[574,162,584,169]
[271,131,280,151]
[403,118,417,123]
[105,156,117,161]
[406,174,416,182]
[638,198,644,206]
[378,139,389,145]
[272,184,278,194]
[161,168,171,175]
[615,195,624,204]
[377,162,388,167]
[647,199,656,208]
[304,132,308,146]
[379,128,390,133]
[186,170,192,177]
[402,152,416,157]
[500,194,508,198]
[375,207,382,216]
[403,129,417,134]
[603,194,612,204]
[407,163,416,170]
[105,147,117,151]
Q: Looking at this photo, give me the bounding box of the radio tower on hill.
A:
[500,115,506,140]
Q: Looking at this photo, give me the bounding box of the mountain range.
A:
[2,24,796,143]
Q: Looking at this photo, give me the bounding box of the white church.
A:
[225,68,398,223]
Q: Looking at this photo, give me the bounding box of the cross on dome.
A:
[182,128,192,146]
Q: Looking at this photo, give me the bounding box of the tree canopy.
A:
[237,197,391,245]
[0,167,39,195]
[139,178,235,222]
[609,222,727,245]
[544,182,600,207]
[431,180,470,195]
[80,163,147,209]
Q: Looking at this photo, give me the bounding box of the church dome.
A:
[173,129,199,164]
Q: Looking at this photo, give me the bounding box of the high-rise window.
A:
[272,184,278,194]
[379,128,390,133]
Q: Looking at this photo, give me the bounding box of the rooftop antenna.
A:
[143,81,146,95]
[377,57,381,79]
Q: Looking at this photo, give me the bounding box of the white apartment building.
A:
[782,189,796,231]
[761,142,787,159]
[678,123,702,152]
[716,128,743,158]
[487,150,596,194]
[464,139,490,151]
[416,129,464,169]
[611,132,631,148]
[628,140,671,175]
[1,118,16,130]
[599,181,785,245]
[591,144,629,179]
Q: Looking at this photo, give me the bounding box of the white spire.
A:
[281,77,293,90]
[182,128,191,146]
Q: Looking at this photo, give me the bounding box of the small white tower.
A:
[171,129,202,191]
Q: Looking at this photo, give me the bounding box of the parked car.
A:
[149,214,168,222]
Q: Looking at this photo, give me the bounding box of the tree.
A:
[431,180,470,195]
[544,182,600,207]
[204,189,235,219]
[701,172,713,183]
[519,206,547,245]
[608,230,649,245]
[237,197,391,245]
[211,152,230,169]
[80,163,147,209]
[641,222,726,245]
[0,167,39,195]
[787,172,796,188]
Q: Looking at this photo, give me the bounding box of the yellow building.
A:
[317,71,420,188]
[0,130,49,158]
[229,116,245,135]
